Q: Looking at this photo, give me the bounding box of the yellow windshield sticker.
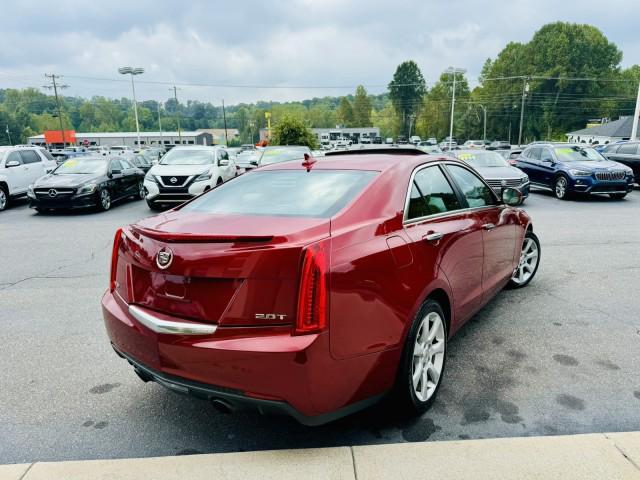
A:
[64,160,78,167]
[458,153,474,161]
[556,148,574,154]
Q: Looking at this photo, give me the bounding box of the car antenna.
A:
[302,153,316,172]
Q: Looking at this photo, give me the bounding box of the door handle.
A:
[424,232,444,242]
[482,223,496,231]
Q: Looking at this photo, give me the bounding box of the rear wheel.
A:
[554,175,570,200]
[507,230,540,289]
[610,193,627,200]
[136,181,145,200]
[216,177,223,186]
[0,186,8,211]
[394,299,447,415]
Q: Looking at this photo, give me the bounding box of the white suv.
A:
[143,146,236,210]
[0,146,58,211]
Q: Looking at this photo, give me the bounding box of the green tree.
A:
[271,114,318,149]
[336,97,354,127]
[352,85,372,126]
[388,60,427,136]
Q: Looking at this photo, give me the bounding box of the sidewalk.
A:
[2,432,639,480]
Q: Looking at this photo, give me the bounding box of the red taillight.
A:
[109,227,124,292]
[295,240,330,335]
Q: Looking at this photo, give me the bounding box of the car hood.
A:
[148,164,211,176]
[34,173,100,188]
[563,160,626,171]
[472,166,524,179]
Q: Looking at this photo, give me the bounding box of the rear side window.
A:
[618,143,638,155]
[527,147,541,160]
[407,166,462,220]
[40,149,56,161]
[20,150,41,164]
[6,151,23,165]
[183,170,377,218]
[446,165,496,208]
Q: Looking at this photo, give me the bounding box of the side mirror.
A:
[5,160,20,168]
[502,187,524,206]
[250,160,258,166]
[219,159,229,166]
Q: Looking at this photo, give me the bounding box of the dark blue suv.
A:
[516,143,635,200]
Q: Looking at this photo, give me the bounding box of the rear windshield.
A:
[182,170,377,218]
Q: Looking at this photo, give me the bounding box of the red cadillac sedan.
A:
[102,149,540,425]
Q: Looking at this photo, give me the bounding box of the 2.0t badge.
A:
[156,248,173,269]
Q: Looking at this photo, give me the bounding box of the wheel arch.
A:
[426,288,451,334]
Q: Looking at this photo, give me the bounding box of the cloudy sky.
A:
[1,0,639,105]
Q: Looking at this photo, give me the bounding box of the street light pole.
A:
[518,77,529,147]
[479,104,487,141]
[118,67,144,148]
[445,67,466,150]
[170,86,182,144]
[630,81,640,141]
[157,102,163,143]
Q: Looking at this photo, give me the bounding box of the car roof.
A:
[261,149,455,174]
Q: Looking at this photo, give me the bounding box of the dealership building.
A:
[258,127,381,145]
[27,131,213,148]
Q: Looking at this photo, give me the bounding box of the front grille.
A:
[595,171,625,181]
[34,188,75,199]
[159,176,189,187]
[485,178,523,189]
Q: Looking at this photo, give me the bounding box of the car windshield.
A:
[160,149,215,165]
[182,170,377,218]
[259,148,310,166]
[458,151,509,167]
[554,146,603,162]
[54,158,107,174]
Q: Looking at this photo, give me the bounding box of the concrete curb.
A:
[2,432,640,480]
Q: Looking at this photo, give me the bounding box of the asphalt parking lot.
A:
[1,189,639,464]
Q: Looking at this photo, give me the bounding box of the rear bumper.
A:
[101,290,390,425]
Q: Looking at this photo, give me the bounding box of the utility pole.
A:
[170,86,182,143]
[445,67,466,150]
[265,112,272,142]
[518,77,530,147]
[43,74,69,147]
[222,99,228,146]
[631,81,640,141]
[5,125,12,146]
[478,104,487,141]
[157,102,163,143]
[408,114,416,139]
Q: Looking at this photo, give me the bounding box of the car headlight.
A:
[521,175,529,184]
[77,183,98,195]
[27,185,35,197]
[144,173,157,184]
[195,172,212,182]
[569,169,591,176]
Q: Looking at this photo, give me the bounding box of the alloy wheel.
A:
[0,189,7,211]
[555,177,567,199]
[138,181,145,199]
[511,237,539,285]
[100,189,111,210]
[412,311,445,402]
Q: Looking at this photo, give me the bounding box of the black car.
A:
[488,140,511,150]
[27,156,145,212]
[601,141,640,181]
[124,153,153,173]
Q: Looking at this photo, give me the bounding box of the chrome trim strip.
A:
[128,305,217,335]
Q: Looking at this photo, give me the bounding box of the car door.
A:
[445,164,517,304]
[108,158,126,199]
[118,158,139,195]
[3,151,30,193]
[403,164,485,329]
[537,147,558,186]
[217,149,234,181]
[518,147,543,184]
[19,149,47,185]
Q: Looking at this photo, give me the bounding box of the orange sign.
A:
[44,130,76,144]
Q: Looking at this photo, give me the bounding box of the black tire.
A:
[98,189,112,211]
[506,230,541,289]
[146,200,161,211]
[610,193,627,200]
[216,177,223,186]
[394,299,448,416]
[0,185,8,212]
[553,175,570,200]
[135,181,145,201]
